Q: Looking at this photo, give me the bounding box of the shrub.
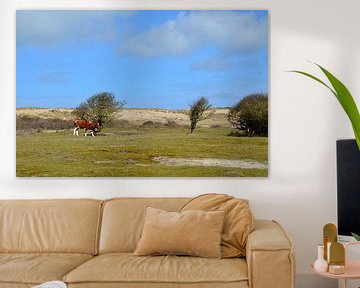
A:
[164,120,179,128]
[16,116,73,130]
[108,119,134,128]
[139,121,162,128]
[72,92,126,127]
[227,93,268,136]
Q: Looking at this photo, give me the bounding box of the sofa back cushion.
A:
[181,194,254,258]
[99,198,189,253]
[0,199,102,254]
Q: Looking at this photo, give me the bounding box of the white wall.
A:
[1,0,359,287]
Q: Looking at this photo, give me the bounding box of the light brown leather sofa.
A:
[0,198,295,288]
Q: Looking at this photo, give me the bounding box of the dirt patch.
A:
[153,157,267,169]
[94,160,114,164]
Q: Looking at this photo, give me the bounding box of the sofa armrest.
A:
[246,220,295,288]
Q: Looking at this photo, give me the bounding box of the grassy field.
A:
[16,127,268,177]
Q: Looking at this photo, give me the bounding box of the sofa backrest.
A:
[0,199,102,254]
[99,197,190,253]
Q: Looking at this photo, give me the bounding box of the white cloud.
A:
[191,58,230,71]
[119,11,268,57]
[17,11,120,47]
[36,71,69,84]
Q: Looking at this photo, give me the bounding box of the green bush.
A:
[16,116,73,130]
[72,92,126,127]
[227,93,268,136]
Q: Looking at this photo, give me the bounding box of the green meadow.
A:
[16,127,268,177]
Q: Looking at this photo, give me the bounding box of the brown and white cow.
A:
[73,120,100,137]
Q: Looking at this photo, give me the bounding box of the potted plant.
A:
[290,63,360,240]
[290,63,360,149]
[352,233,360,241]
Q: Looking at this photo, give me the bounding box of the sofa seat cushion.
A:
[64,253,248,285]
[0,253,93,285]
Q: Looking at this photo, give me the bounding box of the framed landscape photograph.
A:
[16,10,269,177]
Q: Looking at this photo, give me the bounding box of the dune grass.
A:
[16,127,268,177]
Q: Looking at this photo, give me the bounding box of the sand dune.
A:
[16,107,231,128]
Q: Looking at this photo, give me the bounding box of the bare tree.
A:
[188,96,213,134]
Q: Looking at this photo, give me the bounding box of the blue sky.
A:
[16,10,268,109]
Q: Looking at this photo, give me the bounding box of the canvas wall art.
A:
[16,10,269,177]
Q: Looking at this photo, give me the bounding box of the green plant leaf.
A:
[315,65,360,149]
[289,64,360,150]
[289,70,337,98]
[351,232,360,241]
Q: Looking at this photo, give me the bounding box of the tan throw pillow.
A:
[134,207,225,258]
[181,193,254,258]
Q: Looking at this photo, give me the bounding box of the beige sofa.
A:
[0,198,295,288]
